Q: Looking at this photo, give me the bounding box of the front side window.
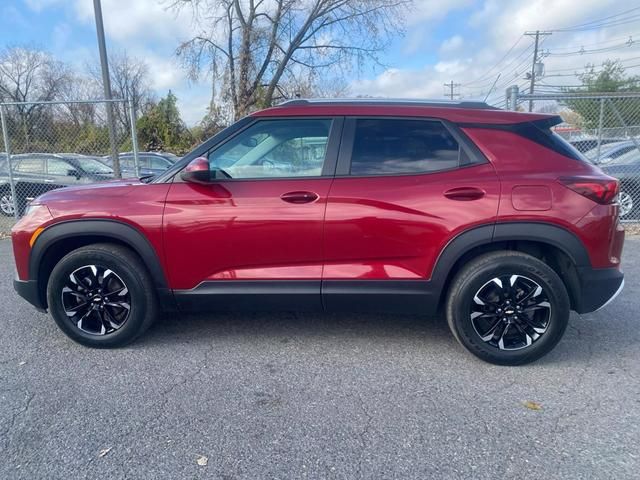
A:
[76,158,113,174]
[208,119,332,179]
[349,119,464,176]
[47,158,73,176]
[149,157,171,170]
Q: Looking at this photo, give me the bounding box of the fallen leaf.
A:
[98,447,112,458]
[196,455,208,466]
[523,400,542,411]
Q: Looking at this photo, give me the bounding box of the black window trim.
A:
[335,116,488,178]
[165,116,344,183]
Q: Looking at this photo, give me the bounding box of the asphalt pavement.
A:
[1,238,639,479]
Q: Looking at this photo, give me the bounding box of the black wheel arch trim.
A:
[492,222,590,267]
[29,219,175,310]
[430,221,591,295]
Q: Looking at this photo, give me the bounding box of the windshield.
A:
[75,158,114,174]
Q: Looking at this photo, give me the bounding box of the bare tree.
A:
[0,46,71,149]
[171,0,410,119]
[88,51,155,133]
[56,73,102,130]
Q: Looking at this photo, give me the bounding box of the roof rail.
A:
[276,98,497,110]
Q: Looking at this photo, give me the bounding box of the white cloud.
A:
[355,0,640,106]
[406,0,474,25]
[52,22,72,51]
[24,0,64,12]
[71,0,195,44]
[439,35,464,54]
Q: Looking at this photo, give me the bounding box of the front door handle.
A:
[280,191,319,204]
[443,187,485,201]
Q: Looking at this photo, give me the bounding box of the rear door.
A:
[322,117,500,313]
[13,156,48,211]
[163,116,342,310]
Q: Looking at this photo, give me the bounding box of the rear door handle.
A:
[443,187,485,201]
[280,191,319,204]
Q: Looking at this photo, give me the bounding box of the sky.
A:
[1,0,639,125]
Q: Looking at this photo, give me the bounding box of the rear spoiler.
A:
[457,115,562,129]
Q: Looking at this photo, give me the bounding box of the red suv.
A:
[11,100,625,365]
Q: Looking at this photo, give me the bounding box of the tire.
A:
[0,189,15,217]
[46,243,157,348]
[446,251,570,366]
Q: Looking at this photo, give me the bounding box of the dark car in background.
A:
[101,152,179,178]
[0,153,114,216]
[600,148,640,218]
[584,140,640,165]
[569,137,625,154]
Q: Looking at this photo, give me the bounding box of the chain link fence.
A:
[0,99,145,237]
[508,90,640,224]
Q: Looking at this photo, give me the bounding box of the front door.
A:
[163,117,341,310]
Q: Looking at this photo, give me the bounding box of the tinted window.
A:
[119,157,135,169]
[47,158,73,175]
[16,158,45,174]
[148,157,170,169]
[350,119,462,175]
[208,119,331,178]
[76,158,113,174]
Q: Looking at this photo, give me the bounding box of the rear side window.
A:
[15,158,45,174]
[350,119,466,176]
[506,118,587,162]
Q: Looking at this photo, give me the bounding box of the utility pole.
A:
[93,0,121,178]
[524,30,552,112]
[444,81,461,100]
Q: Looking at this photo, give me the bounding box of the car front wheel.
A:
[47,243,157,348]
[446,251,570,365]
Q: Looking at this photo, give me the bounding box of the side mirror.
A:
[181,157,211,184]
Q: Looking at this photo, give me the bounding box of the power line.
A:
[545,55,640,73]
[545,39,639,57]
[548,33,639,51]
[552,7,640,32]
[462,36,524,87]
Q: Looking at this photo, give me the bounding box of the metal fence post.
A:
[595,98,605,162]
[128,98,141,178]
[0,105,19,220]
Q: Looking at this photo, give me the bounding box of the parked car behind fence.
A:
[584,140,640,165]
[0,153,114,216]
[101,152,179,178]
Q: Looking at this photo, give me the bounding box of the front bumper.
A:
[13,277,46,312]
[574,266,624,314]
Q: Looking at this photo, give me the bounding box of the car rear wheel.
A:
[0,191,15,216]
[446,251,570,365]
[46,243,157,348]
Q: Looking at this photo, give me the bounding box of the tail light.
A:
[558,176,619,204]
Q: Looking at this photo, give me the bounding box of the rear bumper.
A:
[13,277,46,312]
[574,266,624,314]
